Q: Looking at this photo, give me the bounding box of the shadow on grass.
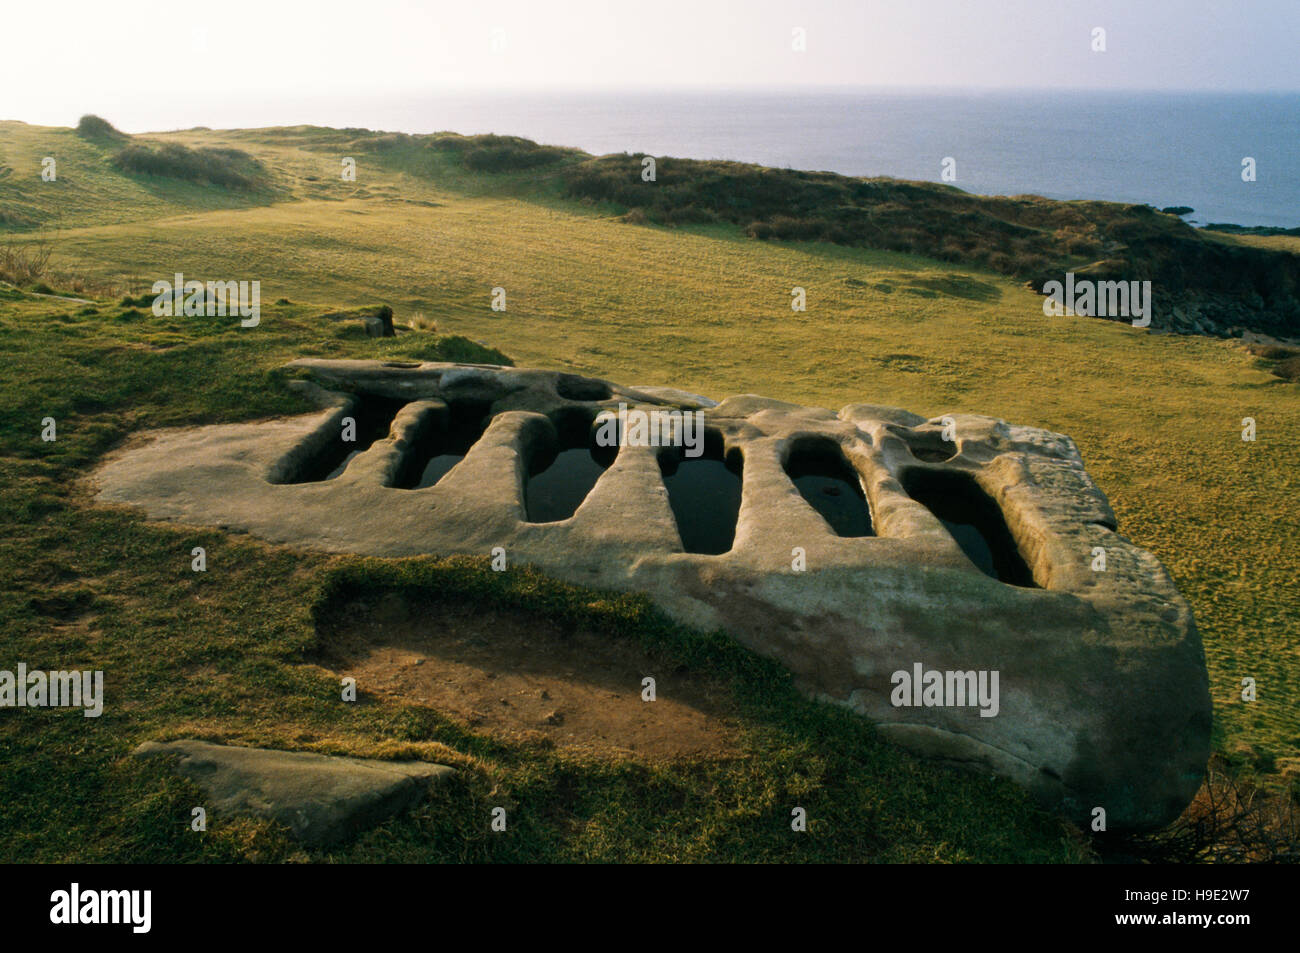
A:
[298,556,1088,863]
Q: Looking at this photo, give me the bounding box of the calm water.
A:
[525,447,611,523]
[786,445,875,538]
[661,454,744,555]
[103,88,1300,227]
[412,452,465,489]
[901,469,1037,588]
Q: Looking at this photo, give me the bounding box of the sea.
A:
[92,88,1300,228]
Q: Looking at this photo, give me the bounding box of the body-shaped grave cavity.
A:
[784,436,875,538]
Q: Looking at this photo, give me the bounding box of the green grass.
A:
[1,117,1297,861]
[0,291,1083,862]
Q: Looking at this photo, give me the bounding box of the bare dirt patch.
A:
[313,596,740,760]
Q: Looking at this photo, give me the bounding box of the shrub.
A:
[406,312,438,332]
[938,238,968,261]
[1245,343,1300,360]
[1118,758,1300,863]
[1008,252,1051,277]
[986,252,1012,273]
[76,114,128,141]
[1272,355,1300,382]
[427,334,513,365]
[113,142,265,189]
[344,133,413,153]
[430,133,576,172]
[761,215,829,242]
[1065,236,1102,257]
[0,239,53,286]
[366,133,411,151]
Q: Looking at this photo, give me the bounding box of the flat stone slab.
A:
[132,740,454,845]
[99,361,1212,831]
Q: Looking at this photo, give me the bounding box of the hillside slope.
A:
[4,118,1297,337]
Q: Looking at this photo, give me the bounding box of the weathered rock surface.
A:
[132,739,453,845]
[100,361,1212,831]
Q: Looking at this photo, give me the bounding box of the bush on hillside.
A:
[410,334,513,365]
[1273,355,1300,381]
[0,239,53,285]
[113,142,265,189]
[76,114,128,141]
[343,132,414,153]
[430,133,575,172]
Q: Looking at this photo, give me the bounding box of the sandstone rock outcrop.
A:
[132,740,454,845]
[99,360,1212,830]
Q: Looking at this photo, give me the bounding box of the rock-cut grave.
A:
[95,359,1213,831]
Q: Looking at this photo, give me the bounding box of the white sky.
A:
[3,0,1297,127]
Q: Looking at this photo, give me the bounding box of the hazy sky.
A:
[4,0,1298,126]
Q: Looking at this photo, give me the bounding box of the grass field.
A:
[1,118,1297,862]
